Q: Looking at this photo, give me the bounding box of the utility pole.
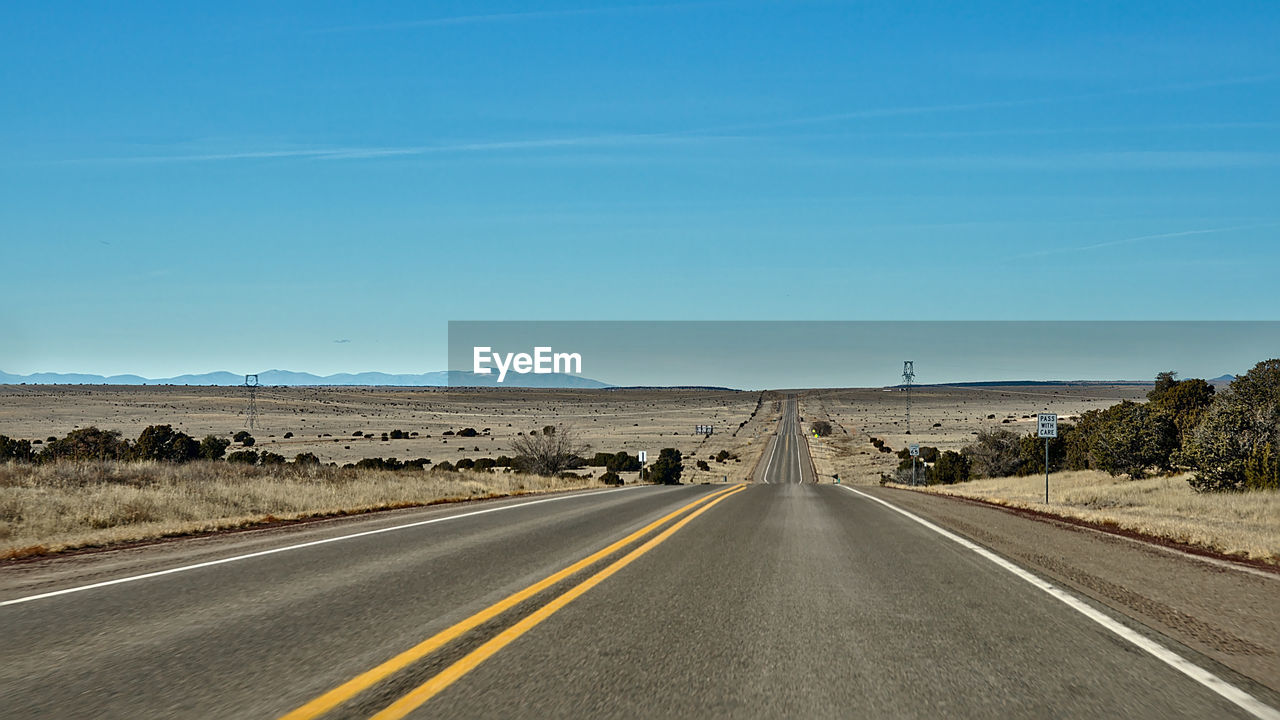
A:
[244,374,259,430]
[902,361,915,435]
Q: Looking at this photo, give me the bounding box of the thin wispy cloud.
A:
[314,2,725,33]
[1019,224,1280,259]
[865,151,1280,171]
[56,74,1280,166]
[686,75,1280,135]
[67,133,744,164]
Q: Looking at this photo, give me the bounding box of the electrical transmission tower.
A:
[244,374,259,430]
[902,361,915,435]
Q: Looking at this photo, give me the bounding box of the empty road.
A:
[2,399,1277,719]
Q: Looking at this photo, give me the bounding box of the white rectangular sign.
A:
[638,451,647,463]
[1038,413,1058,438]
[909,444,920,457]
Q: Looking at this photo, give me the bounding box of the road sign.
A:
[637,450,647,463]
[909,444,920,457]
[1038,413,1058,438]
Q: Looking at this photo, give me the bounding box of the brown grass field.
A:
[907,470,1280,564]
[0,385,779,558]
[2,383,1276,564]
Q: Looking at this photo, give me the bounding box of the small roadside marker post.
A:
[1038,414,1058,503]
[909,443,920,486]
[638,450,647,484]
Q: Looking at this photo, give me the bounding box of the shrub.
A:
[962,429,1025,478]
[283,432,294,439]
[1184,359,1280,491]
[810,421,833,437]
[511,425,589,475]
[259,452,287,466]
[457,428,478,437]
[644,448,683,485]
[606,451,641,472]
[1064,411,1103,470]
[1091,401,1177,479]
[293,452,320,466]
[0,435,35,462]
[135,425,200,463]
[40,427,131,462]
[600,471,623,485]
[233,431,255,447]
[696,460,711,471]
[1148,372,1216,446]
[931,451,971,484]
[227,450,259,464]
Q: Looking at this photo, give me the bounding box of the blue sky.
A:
[2,1,1278,379]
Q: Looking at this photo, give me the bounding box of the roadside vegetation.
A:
[884,359,1280,493]
[919,470,1280,564]
[0,422,689,559]
[0,460,607,559]
[871,359,1280,563]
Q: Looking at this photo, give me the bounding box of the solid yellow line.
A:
[278,484,740,720]
[369,484,748,720]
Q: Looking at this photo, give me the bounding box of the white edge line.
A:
[0,485,645,608]
[839,485,1280,720]
[763,429,779,484]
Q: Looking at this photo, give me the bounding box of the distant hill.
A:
[0,369,610,389]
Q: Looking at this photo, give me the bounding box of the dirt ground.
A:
[0,385,777,483]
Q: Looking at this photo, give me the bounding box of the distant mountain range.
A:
[0,369,611,389]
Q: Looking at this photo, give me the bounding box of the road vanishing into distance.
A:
[3,397,1278,719]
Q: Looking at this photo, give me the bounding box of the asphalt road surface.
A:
[2,399,1277,719]
[753,396,814,485]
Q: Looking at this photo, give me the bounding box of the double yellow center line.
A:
[280,483,747,720]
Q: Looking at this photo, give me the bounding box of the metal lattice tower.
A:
[244,374,259,430]
[902,361,915,435]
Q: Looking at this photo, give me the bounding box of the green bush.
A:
[227,450,259,464]
[233,431,255,447]
[644,448,683,485]
[198,435,231,460]
[1183,359,1280,491]
[0,435,34,462]
[259,451,287,466]
[1148,372,1215,446]
[40,427,131,462]
[931,451,971,484]
[135,425,200,463]
[600,471,623,485]
[1090,401,1177,479]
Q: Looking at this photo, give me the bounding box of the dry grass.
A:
[0,460,607,559]
[908,470,1280,564]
